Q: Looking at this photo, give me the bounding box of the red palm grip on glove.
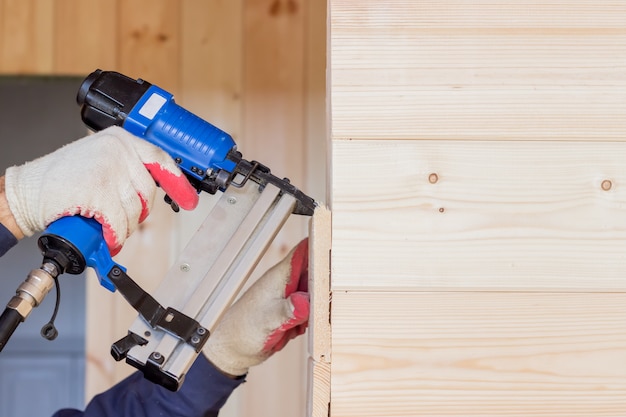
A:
[98,163,198,256]
[262,238,310,354]
[143,162,199,212]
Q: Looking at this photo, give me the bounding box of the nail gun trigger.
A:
[163,194,180,213]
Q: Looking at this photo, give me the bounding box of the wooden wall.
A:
[0,1,327,417]
[322,1,626,416]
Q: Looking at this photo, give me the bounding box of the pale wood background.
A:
[0,1,327,417]
[325,1,626,416]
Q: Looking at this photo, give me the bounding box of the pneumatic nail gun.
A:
[0,70,315,391]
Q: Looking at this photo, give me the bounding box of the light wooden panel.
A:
[117,0,181,93]
[331,291,626,416]
[332,140,626,292]
[180,0,243,138]
[52,1,118,74]
[242,0,306,183]
[239,2,310,417]
[305,0,329,204]
[0,0,53,73]
[308,206,331,417]
[327,1,626,417]
[329,0,626,141]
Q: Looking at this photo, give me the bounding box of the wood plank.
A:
[329,0,626,141]
[308,357,331,417]
[332,140,626,292]
[242,0,306,179]
[53,0,118,75]
[309,204,332,362]
[241,0,310,266]
[305,0,328,204]
[0,0,54,74]
[117,0,180,94]
[180,0,243,140]
[331,291,626,417]
[307,205,332,417]
[239,2,309,416]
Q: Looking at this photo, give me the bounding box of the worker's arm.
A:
[52,355,243,417]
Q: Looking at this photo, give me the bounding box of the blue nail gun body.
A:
[0,70,315,391]
[78,70,238,193]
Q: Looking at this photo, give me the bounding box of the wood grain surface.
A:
[329,0,626,141]
[332,140,626,292]
[331,291,626,416]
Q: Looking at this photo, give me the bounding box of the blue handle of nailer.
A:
[42,217,126,292]
[123,85,238,179]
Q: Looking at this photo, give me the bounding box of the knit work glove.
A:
[203,238,309,377]
[4,126,198,255]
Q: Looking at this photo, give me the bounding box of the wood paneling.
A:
[332,291,626,416]
[242,0,306,175]
[180,0,243,138]
[0,0,54,73]
[327,1,626,416]
[239,3,310,416]
[53,1,118,74]
[117,0,181,93]
[305,0,329,203]
[329,0,626,141]
[308,206,332,417]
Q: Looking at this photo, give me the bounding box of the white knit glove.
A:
[4,126,198,255]
[203,238,309,377]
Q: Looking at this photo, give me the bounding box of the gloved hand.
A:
[4,126,199,255]
[203,238,309,377]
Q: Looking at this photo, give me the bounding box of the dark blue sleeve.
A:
[52,355,245,417]
[0,222,18,257]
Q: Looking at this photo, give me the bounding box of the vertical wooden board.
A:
[308,205,332,362]
[53,0,118,75]
[304,0,328,204]
[331,139,626,292]
[117,0,180,94]
[329,1,626,140]
[242,0,305,177]
[307,205,332,417]
[239,2,309,416]
[180,0,243,140]
[241,0,309,302]
[308,357,331,417]
[0,0,53,74]
[331,291,626,417]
